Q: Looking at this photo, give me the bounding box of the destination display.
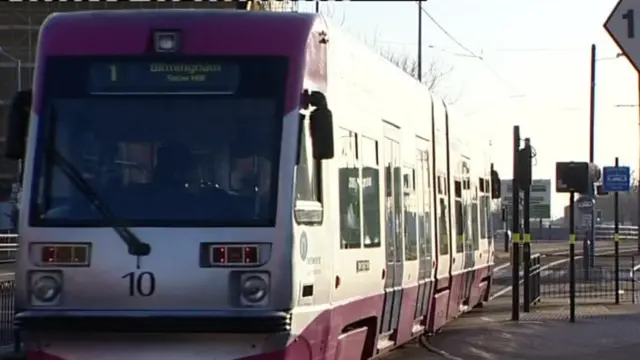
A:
[88,61,240,94]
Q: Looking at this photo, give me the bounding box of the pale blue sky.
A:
[298,0,638,218]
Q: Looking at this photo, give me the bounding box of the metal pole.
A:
[523,138,532,312]
[637,74,640,252]
[315,1,319,13]
[614,157,620,305]
[417,0,423,83]
[589,44,596,164]
[569,191,576,323]
[502,206,509,252]
[589,44,596,268]
[504,212,509,253]
[511,126,521,321]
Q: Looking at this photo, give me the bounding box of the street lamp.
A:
[597,52,625,61]
[0,46,22,91]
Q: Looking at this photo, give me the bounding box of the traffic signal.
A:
[490,163,501,199]
[555,162,600,194]
[516,139,532,190]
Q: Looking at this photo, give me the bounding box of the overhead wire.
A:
[417,2,525,97]
[373,39,589,54]
[418,5,482,60]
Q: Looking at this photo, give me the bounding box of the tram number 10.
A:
[122,271,156,297]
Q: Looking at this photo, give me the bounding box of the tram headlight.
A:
[30,273,62,304]
[240,274,269,304]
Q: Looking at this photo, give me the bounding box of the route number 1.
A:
[122,271,156,297]
[623,9,635,39]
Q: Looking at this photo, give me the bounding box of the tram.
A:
[3,9,501,360]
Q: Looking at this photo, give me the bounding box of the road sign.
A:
[500,179,552,219]
[604,0,640,71]
[602,166,631,192]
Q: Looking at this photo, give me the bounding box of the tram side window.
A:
[415,150,431,261]
[472,197,480,251]
[403,166,418,261]
[479,194,489,239]
[454,181,464,253]
[362,136,381,248]
[415,153,425,259]
[393,153,404,262]
[295,113,322,203]
[338,128,362,249]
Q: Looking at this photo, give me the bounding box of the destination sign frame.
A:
[88,60,241,94]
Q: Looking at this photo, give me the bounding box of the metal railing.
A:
[594,224,639,241]
[0,234,18,354]
[536,254,637,304]
[524,253,541,310]
[0,235,18,266]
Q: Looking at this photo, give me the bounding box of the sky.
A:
[297,0,638,219]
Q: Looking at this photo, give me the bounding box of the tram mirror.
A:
[5,89,32,160]
[308,91,334,160]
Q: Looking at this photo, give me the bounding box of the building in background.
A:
[0,1,296,228]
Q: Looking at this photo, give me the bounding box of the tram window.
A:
[479,195,489,239]
[383,138,395,261]
[454,199,464,253]
[472,200,480,251]
[415,152,425,258]
[438,197,449,255]
[295,113,322,203]
[338,128,362,249]
[403,166,417,261]
[392,151,404,262]
[362,136,381,248]
[417,149,433,272]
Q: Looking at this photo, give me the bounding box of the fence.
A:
[535,254,637,304]
[524,253,541,310]
[498,224,640,242]
[0,235,17,353]
[0,235,17,264]
[594,224,638,241]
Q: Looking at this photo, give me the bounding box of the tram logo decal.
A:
[300,231,308,261]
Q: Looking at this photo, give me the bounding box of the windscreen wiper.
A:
[50,148,151,257]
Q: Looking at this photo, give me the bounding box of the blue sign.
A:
[602,166,631,192]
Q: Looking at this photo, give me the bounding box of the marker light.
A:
[154,31,179,53]
[209,245,260,266]
[40,244,89,266]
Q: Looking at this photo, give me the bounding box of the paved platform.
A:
[429,298,640,360]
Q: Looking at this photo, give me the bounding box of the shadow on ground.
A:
[429,301,640,360]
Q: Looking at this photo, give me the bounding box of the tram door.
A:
[380,126,404,335]
[462,166,475,302]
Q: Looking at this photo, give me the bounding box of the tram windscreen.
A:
[31,56,287,227]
